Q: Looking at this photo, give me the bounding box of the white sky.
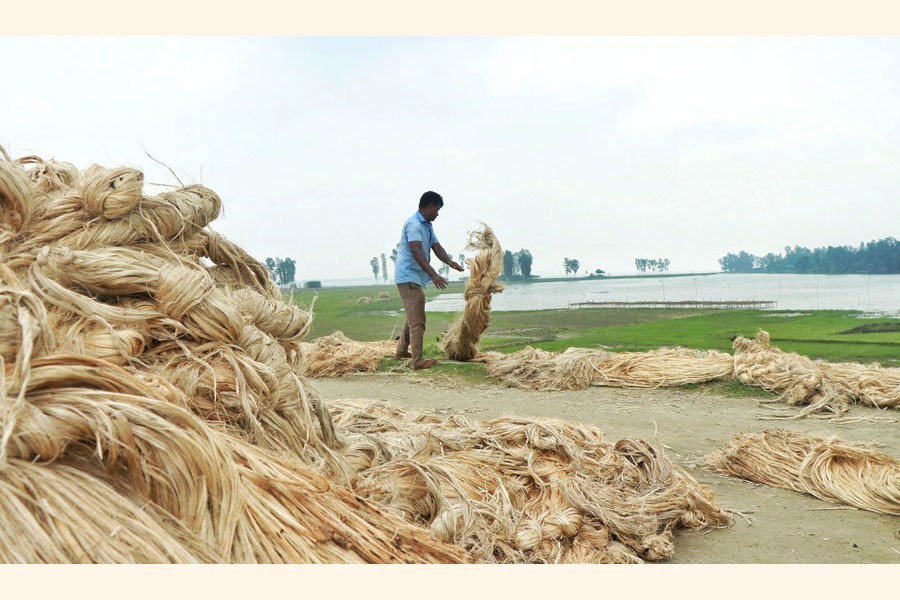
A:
[3,36,899,280]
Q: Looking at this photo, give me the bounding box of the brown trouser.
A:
[396,282,426,366]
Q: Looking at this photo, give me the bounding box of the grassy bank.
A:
[289,283,900,368]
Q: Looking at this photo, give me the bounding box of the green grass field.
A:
[289,281,900,372]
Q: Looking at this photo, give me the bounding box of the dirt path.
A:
[312,372,900,564]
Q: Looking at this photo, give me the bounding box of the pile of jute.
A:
[732,330,900,418]
[484,346,735,392]
[483,331,899,419]
[441,224,504,361]
[705,429,900,516]
[0,151,467,563]
[331,398,730,563]
[300,331,395,378]
[0,150,727,563]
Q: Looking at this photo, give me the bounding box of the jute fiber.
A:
[0,150,466,563]
[732,330,900,417]
[485,346,735,391]
[330,398,730,563]
[442,224,504,361]
[300,331,396,378]
[705,429,900,516]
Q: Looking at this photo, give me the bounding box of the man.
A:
[394,191,464,369]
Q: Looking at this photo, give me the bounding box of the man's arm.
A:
[432,242,465,272]
[409,241,449,289]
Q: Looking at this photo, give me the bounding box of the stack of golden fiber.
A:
[300,331,395,377]
[441,224,504,361]
[705,429,900,516]
[484,346,735,391]
[732,330,900,417]
[0,152,464,563]
[0,150,728,563]
[330,398,730,563]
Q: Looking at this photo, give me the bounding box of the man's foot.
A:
[395,351,412,359]
[413,359,437,370]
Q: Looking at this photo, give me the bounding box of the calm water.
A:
[425,273,900,316]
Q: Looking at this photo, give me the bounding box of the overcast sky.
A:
[3,36,899,280]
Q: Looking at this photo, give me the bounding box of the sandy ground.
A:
[312,372,900,564]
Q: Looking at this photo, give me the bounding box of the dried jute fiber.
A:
[442,224,504,362]
[732,330,900,417]
[0,148,467,563]
[705,429,900,516]
[330,398,731,564]
[484,345,735,391]
[299,331,396,378]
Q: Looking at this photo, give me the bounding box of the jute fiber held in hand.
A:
[485,346,735,391]
[0,149,467,563]
[300,331,396,377]
[732,330,900,417]
[705,429,900,516]
[330,398,730,564]
[442,224,504,361]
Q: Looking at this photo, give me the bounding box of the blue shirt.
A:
[395,211,440,287]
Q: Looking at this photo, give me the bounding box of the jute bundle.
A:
[300,331,396,378]
[705,429,900,516]
[0,150,470,562]
[732,330,900,417]
[442,224,504,361]
[330,399,730,563]
[80,165,144,219]
[485,345,734,391]
[0,355,466,563]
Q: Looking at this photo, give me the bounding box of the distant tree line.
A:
[502,249,534,280]
[634,258,670,273]
[265,257,296,286]
[719,237,900,274]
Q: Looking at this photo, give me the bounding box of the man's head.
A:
[418,190,443,222]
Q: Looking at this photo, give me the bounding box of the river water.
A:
[425,273,900,316]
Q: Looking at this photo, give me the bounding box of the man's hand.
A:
[448,260,464,272]
[431,272,449,289]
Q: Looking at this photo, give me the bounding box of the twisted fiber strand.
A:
[442,224,504,361]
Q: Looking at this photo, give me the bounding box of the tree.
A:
[265,257,296,286]
[570,258,580,277]
[380,253,387,282]
[563,257,571,276]
[278,257,296,286]
[563,257,579,276]
[439,262,450,277]
[265,257,277,281]
[719,251,756,273]
[370,257,379,281]
[389,245,399,280]
[593,268,606,277]
[516,249,533,279]
[635,257,670,273]
[502,250,515,280]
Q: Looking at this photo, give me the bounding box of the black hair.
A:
[418,190,444,209]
